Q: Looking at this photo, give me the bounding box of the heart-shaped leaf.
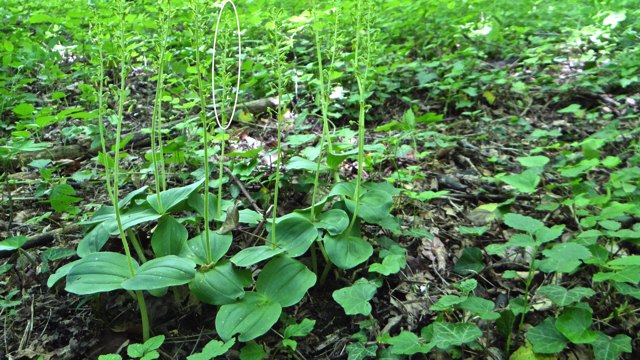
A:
[538,285,596,307]
[387,331,434,355]
[527,317,568,353]
[453,247,485,275]
[501,171,540,193]
[431,322,482,348]
[151,216,188,257]
[66,252,138,295]
[504,213,543,234]
[592,332,632,360]
[216,292,281,342]
[257,257,316,307]
[458,296,500,320]
[324,233,373,270]
[332,278,377,316]
[189,260,252,305]
[555,306,597,344]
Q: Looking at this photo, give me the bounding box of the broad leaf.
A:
[315,209,349,236]
[122,256,196,290]
[345,190,393,223]
[148,178,204,214]
[257,257,316,307]
[182,230,233,265]
[189,260,251,305]
[151,216,188,257]
[66,252,138,295]
[216,292,281,342]
[324,233,373,270]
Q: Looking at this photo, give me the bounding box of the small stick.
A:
[215,155,262,215]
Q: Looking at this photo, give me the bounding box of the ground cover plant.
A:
[0,0,639,359]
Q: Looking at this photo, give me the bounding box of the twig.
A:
[215,155,262,215]
[251,205,274,247]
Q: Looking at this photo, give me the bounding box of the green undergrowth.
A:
[0,0,639,359]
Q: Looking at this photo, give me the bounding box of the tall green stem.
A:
[150,0,173,204]
[191,0,212,263]
[111,0,150,341]
[346,0,372,235]
[270,11,285,249]
[309,0,342,221]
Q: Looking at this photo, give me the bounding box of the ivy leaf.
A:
[453,247,485,275]
[333,278,377,315]
[345,342,377,360]
[187,338,236,360]
[284,319,315,339]
[555,306,597,344]
[538,285,596,307]
[458,296,500,320]
[388,331,434,355]
[526,317,568,353]
[430,295,467,311]
[504,213,543,234]
[431,322,482,348]
[501,171,540,193]
[369,245,406,275]
[239,343,266,360]
[496,310,515,338]
[592,332,632,360]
